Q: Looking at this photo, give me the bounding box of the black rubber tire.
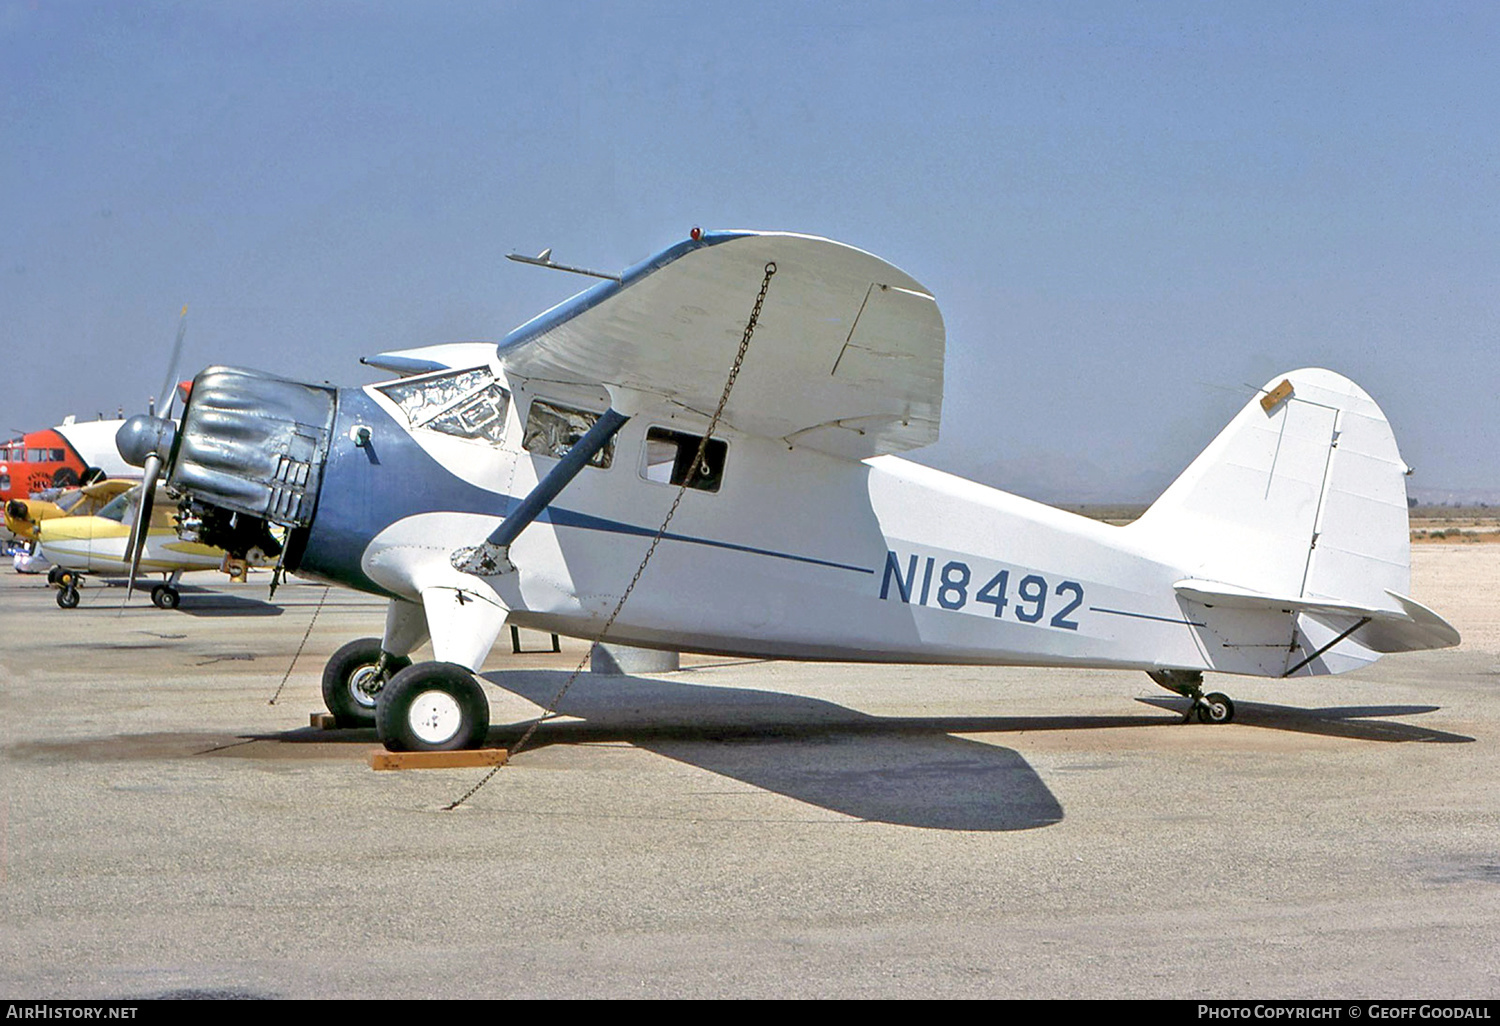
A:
[56,586,80,609]
[376,662,490,752]
[151,584,180,610]
[1198,692,1235,725]
[321,637,410,728]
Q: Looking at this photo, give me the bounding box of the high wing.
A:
[494,230,945,460]
[79,479,136,502]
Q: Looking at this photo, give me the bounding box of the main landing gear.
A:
[47,568,90,609]
[375,662,491,752]
[1148,669,1236,725]
[319,642,493,750]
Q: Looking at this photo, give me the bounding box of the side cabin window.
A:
[376,367,510,445]
[641,427,727,493]
[523,400,615,469]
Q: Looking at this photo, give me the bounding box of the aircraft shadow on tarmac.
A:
[172,592,286,617]
[16,664,1472,831]
[250,669,1478,830]
[479,668,1071,831]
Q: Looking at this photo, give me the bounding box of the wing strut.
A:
[450,408,631,575]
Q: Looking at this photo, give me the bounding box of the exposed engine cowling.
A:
[169,366,337,560]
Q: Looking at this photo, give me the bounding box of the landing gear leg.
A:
[319,599,431,728]
[1147,669,1236,725]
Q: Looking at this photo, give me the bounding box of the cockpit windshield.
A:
[97,492,133,523]
[377,367,510,444]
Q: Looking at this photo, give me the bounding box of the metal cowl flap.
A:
[171,366,338,527]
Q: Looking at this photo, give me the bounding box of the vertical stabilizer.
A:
[1129,370,1428,674]
[1132,369,1412,609]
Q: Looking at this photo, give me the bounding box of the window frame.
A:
[374,366,512,446]
[638,425,728,494]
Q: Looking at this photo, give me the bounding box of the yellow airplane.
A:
[35,483,258,609]
[5,478,136,542]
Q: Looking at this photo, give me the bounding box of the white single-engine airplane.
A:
[113,230,1458,751]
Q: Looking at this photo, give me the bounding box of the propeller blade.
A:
[157,306,188,421]
[125,454,161,603]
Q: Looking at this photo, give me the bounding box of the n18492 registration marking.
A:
[878,551,1084,630]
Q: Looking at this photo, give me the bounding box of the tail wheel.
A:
[376,662,490,752]
[151,584,180,610]
[1196,692,1236,724]
[56,586,80,609]
[322,638,412,728]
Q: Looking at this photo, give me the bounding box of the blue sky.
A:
[3,1,1496,501]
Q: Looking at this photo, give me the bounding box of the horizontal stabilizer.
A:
[1175,578,1392,619]
[1174,579,1460,654]
[1365,591,1463,653]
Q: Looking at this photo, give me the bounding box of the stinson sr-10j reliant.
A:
[113,229,1458,751]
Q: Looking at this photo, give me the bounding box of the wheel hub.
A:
[348,664,382,708]
[407,690,463,745]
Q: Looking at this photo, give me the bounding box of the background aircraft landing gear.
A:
[150,583,180,610]
[1147,669,1236,725]
[52,569,82,609]
[321,638,412,728]
[376,662,490,752]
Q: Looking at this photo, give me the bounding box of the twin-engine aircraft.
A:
[113,230,1458,751]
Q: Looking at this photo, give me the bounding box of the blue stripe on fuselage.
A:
[295,387,872,598]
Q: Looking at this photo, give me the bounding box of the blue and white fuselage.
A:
[292,361,1449,682]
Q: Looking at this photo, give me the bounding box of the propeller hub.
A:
[116,414,177,468]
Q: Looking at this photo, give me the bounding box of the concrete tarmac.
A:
[0,548,1496,999]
